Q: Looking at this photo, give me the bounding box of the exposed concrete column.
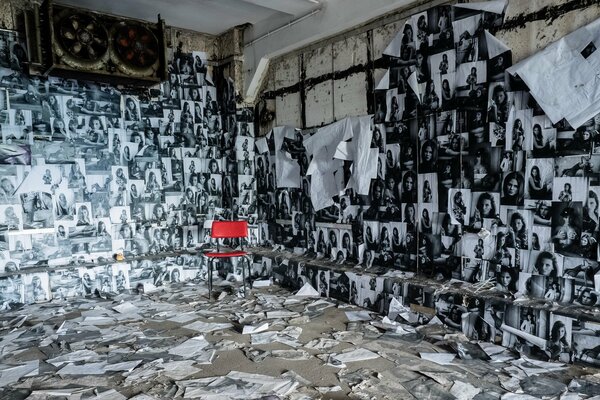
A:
[215,25,247,106]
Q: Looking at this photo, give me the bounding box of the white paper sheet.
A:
[331,348,380,364]
[500,323,547,349]
[168,336,210,357]
[141,282,159,293]
[95,389,128,400]
[371,317,416,334]
[418,371,453,387]
[420,352,456,365]
[273,126,301,188]
[307,159,342,211]
[47,349,102,367]
[183,321,233,333]
[376,70,390,90]
[333,141,352,161]
[27,388,97,397]
[281,370,312,386]
[161,360,202,380]
[382,21,410,58]
[305,299,336,313]
[345,310,372,322]
[252,327,302,347]
[499,375,522,393]
[345,116,376,195]
[180,371,299,399]
[500,394,540,400]
[123,359,164,384]
[408,71,422,103]
[270,349,311,360]
[112,302,140,314]
[254,137,269,154]
[80,316,116,325]
[316,385,342,393]
[454,0,507,14]
[252,279,271,287]
[168,312,200,323]
[195,350,216,365]
[450,381,481,400]
[265,310,300,319]
[295,283,320,297]
[427,316,443,325]
[507,18,600,128]
[304,117,355,210]
[388,297,411,321]
[484,30,510,59]
[0,360,38,387]
[304,338,339,350]
[128,394,160,400]
[57,361,108,376]
[242,322,269,335]
[512,356,568,376]
[104,360,142,372]
[479,342,507,357]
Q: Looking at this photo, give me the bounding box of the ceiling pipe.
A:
[244,7,323,48]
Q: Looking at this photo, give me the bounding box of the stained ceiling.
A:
[57,0,322,35]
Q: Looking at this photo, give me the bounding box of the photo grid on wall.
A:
[254,2,600,364]
[0,29,258,309]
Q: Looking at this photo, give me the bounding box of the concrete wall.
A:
[0,0,31,31]
[255,0,600,135]
[214,26,247,104]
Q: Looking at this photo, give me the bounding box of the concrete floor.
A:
[1,282,599,399]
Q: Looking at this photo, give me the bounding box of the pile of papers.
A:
[0,282,596,399]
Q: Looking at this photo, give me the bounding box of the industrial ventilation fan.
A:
[25,0,167,85]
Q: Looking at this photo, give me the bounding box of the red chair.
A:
[204,220,251,298]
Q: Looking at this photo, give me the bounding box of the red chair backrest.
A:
[211,220,248,239]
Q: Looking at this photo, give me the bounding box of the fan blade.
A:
[128,28,136,40]
[63,31,76,40]
[92,43,107,55]
[92,28,106,39]
[63,25,76,35]
[85,23,94,31]
[71,42,82,54]
[118,38,130,48]
[93,38,107,49]
[140,34,150,42]
[125,50,135,61]
[88,45,96,58]
[71,19,79,30]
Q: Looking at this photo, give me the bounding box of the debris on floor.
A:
[0,282,598,399]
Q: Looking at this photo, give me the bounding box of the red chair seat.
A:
[205,250,248,258]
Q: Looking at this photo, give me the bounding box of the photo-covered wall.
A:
[0,29,258,309]
[255,2,600,365]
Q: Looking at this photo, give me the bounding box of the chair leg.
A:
[241,256,247,297]
[208,258,213,300]
[246,255,253,290]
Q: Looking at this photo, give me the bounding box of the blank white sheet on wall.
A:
[508,17,600,129]
[273,126,301,189]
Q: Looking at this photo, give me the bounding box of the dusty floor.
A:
[1,281,599,399]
